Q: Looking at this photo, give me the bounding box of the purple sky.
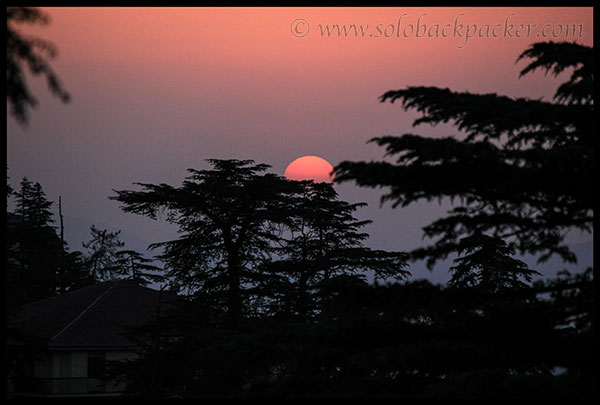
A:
[7,7,593,284]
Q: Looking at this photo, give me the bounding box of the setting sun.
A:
[284,155,335,183]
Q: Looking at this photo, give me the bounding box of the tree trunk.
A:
[226,246,242,327]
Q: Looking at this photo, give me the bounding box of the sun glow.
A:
[284,155,335,183]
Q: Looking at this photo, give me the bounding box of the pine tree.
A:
[55,250,97,293]
[15,177,33,223]
[110,249,165,286]
[28,182,55,228]
[8,178,94,304]
[14,177,55,227]
[264,181,409,320]
[82,225,125,281]
[111,159,300,327]
[334,41,593,269]
[448,232,540,293]
[6,7,70,125]
[8,179,60,304]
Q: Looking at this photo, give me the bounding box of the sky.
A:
[6,7,594,285]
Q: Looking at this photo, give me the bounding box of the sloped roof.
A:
[9,279,179,350]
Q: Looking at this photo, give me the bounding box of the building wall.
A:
[16,349,139,396]
[33,350,137,379]
[71,352,88,377]
[59,352,71,378]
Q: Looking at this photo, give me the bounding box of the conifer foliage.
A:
[334,41,593,268]
[7,177,93,308]
[6,7,70,125]
[111,159,408,325]
[81,225,125,281]
[448,232,540,292]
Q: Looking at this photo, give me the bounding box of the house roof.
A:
[9,279,180,350]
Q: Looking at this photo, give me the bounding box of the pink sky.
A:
[7,7,593,283]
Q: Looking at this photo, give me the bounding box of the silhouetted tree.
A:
[448,232,540,293]
[7,178,94,307]
[110,249,165,286]
[334,41,593,269]
[111,159,300,327]
[101,42,594,399]
[53,196,96,292]
[82,225,125,281]
[6,7,70,126]
[8,178,61,304]
[55,249,96,292]
[6,169,14,198]
[108,161,411,396]
[7,215,58,307]
[14,177,55,228]
[264,181,409,320]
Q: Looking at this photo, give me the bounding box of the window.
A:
[87,352,105,379]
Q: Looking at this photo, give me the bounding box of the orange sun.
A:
[284,156,335,183]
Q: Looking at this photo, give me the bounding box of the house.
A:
[7,279,179,398]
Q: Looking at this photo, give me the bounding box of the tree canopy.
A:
[6,7,70,126]
[7,177,94,309]
[112,159,301,326]
[334,41,593,268]
[110,159,409,326]
[447,232,540,293]
[81,225,125,281]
